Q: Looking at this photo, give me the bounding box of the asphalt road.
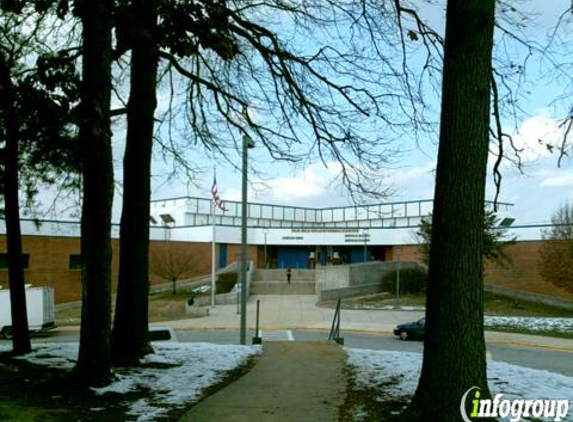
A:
[3,329,572,377]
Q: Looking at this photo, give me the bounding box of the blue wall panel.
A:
[277,247,308,269]
[350,246,368,264]
[219,243,227,268]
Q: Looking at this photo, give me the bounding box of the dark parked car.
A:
[393,317,425,340]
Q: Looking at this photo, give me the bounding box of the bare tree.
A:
[111,0,430,366]
[539,203,573,294]
[111,0,159,366]
[153,1,432,197]
[149,242,199,295]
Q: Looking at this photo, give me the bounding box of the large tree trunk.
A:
[0,54,31,355]
[73,0,114,387]
[111,0,158,365]
[401,1,496,421]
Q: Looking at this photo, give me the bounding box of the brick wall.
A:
[387,245,423,262]
[484,241,573,300]
[148,240,213,286]
[390,242,573,301]
[226,244,258,265]
[2,235,570,303]
[0,235,257,304]
[0,235,108,304]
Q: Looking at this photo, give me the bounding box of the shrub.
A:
[381,267,428,295]
[217,272,238,294]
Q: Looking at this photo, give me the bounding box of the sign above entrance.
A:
[291,228,361,234]
[344,233,371,243]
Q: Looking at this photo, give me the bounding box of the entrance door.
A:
[277,247,308,268]
[219,243,227,268]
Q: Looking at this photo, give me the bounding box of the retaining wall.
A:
[253,268,316,282]
[187,261,253,307]
[193,290,239,306]
[317,261,426,302]
[319,283,388,302]
[251,281,316,295]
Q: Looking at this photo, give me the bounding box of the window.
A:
[0,253,30,269]
[69,254,82,270]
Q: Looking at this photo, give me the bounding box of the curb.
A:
[52,323,573,353]
[485,339,573,354]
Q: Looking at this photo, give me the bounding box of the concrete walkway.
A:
[177,341,346,422]
[164,294,425,332]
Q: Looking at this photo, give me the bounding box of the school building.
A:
[1,196,572,305]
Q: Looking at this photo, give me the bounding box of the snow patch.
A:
[346,348,573,406]
[15,343,78,370]
[8,342,260,422]
[93,343,261,421]
[484,316,573,334]
[192,285,210,294]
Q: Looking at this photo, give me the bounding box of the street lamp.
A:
[263,227,268,282]
[363,228,369,262]
[240,135,255,345]
[396,246,402,301]
[159,213,175,241]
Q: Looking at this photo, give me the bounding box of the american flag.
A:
[211,175,228,211]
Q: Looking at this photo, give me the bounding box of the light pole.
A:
[396,246,402,301]
[240,135,254,345]
[363,228,369,262]
[264,228,268,269]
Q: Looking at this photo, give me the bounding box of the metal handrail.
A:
[328,298,343,344]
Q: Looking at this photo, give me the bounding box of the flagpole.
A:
[211,169,216,308]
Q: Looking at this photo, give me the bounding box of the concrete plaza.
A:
[160,294,573,352]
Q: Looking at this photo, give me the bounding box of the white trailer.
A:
[0,286,56,339]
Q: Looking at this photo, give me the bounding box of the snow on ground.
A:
[97,342,259,421]
[347,349,421,399]
[192,285,210,294]
[485,316,573,335]
[1,342,260,422]
[3,341,572,420]
[369,305,425,311]
[13,342,79,369]
[346,348,573,410]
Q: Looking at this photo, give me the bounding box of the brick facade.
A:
[0,235,102,304]
[2,234,571,304]
[392,242,573,301]
[0,235,259,304]
[484,241,573,300]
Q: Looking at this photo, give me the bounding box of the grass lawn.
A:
[320,291,573,318]
[320,291,573,339]
[485,325,573,340]
[482,291,573,318]
[0,354,145,422]
[56,288,202,327]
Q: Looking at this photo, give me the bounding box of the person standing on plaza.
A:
[286,266,292,284]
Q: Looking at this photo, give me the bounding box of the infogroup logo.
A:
[460,387,570,422]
